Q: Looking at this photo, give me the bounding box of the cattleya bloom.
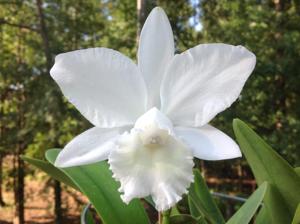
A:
[50,7,256,211]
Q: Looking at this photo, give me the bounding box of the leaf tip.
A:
[260,181,268,193]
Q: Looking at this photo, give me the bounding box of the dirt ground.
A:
[0,173,88,224]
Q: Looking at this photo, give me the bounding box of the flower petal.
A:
[50,48,147,128]
[55,126,129,167]
[138,7,174,109]
[175,125,241,160]
[161,44,256,127]
[108,129,194,211]
[134,107,173,134]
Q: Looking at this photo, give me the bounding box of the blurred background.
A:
[0,0,299,223]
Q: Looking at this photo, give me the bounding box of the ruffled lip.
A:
[108,119,194,211]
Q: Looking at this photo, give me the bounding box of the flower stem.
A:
[161,210,171,224]
[158,212,162,224]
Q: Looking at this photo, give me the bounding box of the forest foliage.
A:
[0,0,300,223]
[1,0,299,163]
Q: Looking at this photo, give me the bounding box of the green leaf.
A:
[292,204,300,224]
[233,119,300,224]
[265,184,293,224]
[188,197,200,218]
[226,182,267,224]
[188,169,225,224]
[169,214,199,224]
[170,206,180,216]
[295,167,300,177]
[188,198,207,224]
[21,155,79,190]
[255,206,269,224]
[45,148,149,224]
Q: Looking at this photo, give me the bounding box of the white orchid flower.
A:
[50,7,256,211]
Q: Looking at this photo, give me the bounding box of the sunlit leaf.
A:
[226,182,267,224]
[21,155,79,190]
[292,204,300,224]
[45,148,149,224]
[255,206,269,224]
[233,119,300,224]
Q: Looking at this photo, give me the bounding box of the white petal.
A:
[175,125,241,160]
[138,7,174,109]
[161,44,256,127]
[50,48,147,128]
[108,129,194,211]
[55,126,129,167]
[134,107,173,133]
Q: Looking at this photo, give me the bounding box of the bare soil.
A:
[0,173,88,224]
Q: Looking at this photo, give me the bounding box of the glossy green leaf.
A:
[21,155,79,190]
[169,214,199,224]
[188,169,225,224]
[233,119,300,224]
[292,204,300,224]
[226,182,267,224]
[45,148,149,224]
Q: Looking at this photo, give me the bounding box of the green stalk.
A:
[162,209,171,224]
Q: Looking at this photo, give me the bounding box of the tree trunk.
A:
[15,91,26,224]
[136,0,156,38]
[13,154,17,223]
[137,0,147,38]
[36,3,63,222]
[273,0,287,131]
[0,154,5,206]
[15,148,25,224]
[54,180,62,224]
[36,0,52,72]
[0,93,6,207]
